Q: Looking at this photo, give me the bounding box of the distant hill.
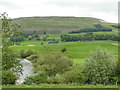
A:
[12,16,118,34]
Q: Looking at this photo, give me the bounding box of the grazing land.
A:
[10,40,118,65]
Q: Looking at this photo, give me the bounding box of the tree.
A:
[115,59,120,85]
[1,12,23,84]
[61,48,66,52]
[1,12,22,50]
[44,32,46,35]
[84,48,116,84]
[33,53,73,76]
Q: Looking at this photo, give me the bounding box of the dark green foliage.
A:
[48,39,59,44]
[2,70,17,85]
[20,50,26,58]
[1,12,23,85]
[26,50,34,57]
[63,65,87,83]
[20,49,34,58]
[33,53,73,76]
[24,72,47,84]
[41,42,44,45]
[28,37,32,40]
[61,48,67,52]
[36,37,40,40]
[44,32,46,35]
[69,25,112,34]
[84,48,116,84]
[93,24,103,28]
[111,25,120,28]
[115,60,120,84]
[61,34,119,42]
[2,49,22,71]
[1,12,22,51]
[26,55,38,61]
[43,36,47,41]
[15,42,20,45]
[47,74,64,84]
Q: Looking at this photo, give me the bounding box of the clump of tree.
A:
[61,33,119,42]
[63,65,87,84]
[24,72,47,85]
[48,39,59,44]
[111,25,120,28]
[61,48,67,52]
[1,12,23,85]
[84,48,116,84]
[32,53,73,76]
[115,59,120,85]
[20,49,34,58]
[69,24,112,34]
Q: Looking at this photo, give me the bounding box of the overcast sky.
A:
[0,0,119,23]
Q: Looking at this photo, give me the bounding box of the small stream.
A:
[15,59,33,85]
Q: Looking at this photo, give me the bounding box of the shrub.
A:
[24,72,47,84]
[47,74,64,84]
[26,50,34,57]
[15,42,20,45]
[2,70,17,85]
[63,65,87,83]
[115,60,120,85]
[61,48,66,52]
[26,55,38,61]
[84,48,116,84]
[20,50,26,58]
[33,53,73,76]
[41,42,44,45]
[20,50,34,58]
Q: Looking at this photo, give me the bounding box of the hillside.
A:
[12,16,118,34]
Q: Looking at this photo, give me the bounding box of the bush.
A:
[2,70,17,85]
[33,53,73,76]
[47,74,64,84]
[26,50,34,57]
[20,50,34,58]
[61,48,66,52]
[84,48,116,84]
[24,72,47,84]
[63,65,87,84]
[20,50,26,58]
[115,60,120,85]
[41,42,44,45]
[15,42,20,45]
[26,55,38,61]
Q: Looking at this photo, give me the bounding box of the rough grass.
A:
[2,84,118,88]
[12,17,118,34]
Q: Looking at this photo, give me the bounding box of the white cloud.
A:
[0,0,119,23]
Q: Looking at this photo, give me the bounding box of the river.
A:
[15,59,33,85]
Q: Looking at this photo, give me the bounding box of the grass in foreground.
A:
[2,84,118,88]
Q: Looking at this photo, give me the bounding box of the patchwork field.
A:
[10,40,118,65]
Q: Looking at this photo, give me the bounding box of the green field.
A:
[10,40,118,65]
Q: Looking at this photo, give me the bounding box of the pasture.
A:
[10,40,118,65]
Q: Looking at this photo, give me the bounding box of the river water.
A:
[15,59,33,85]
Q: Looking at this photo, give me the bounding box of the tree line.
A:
[61,33,119,42]
[69,24,112,34]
